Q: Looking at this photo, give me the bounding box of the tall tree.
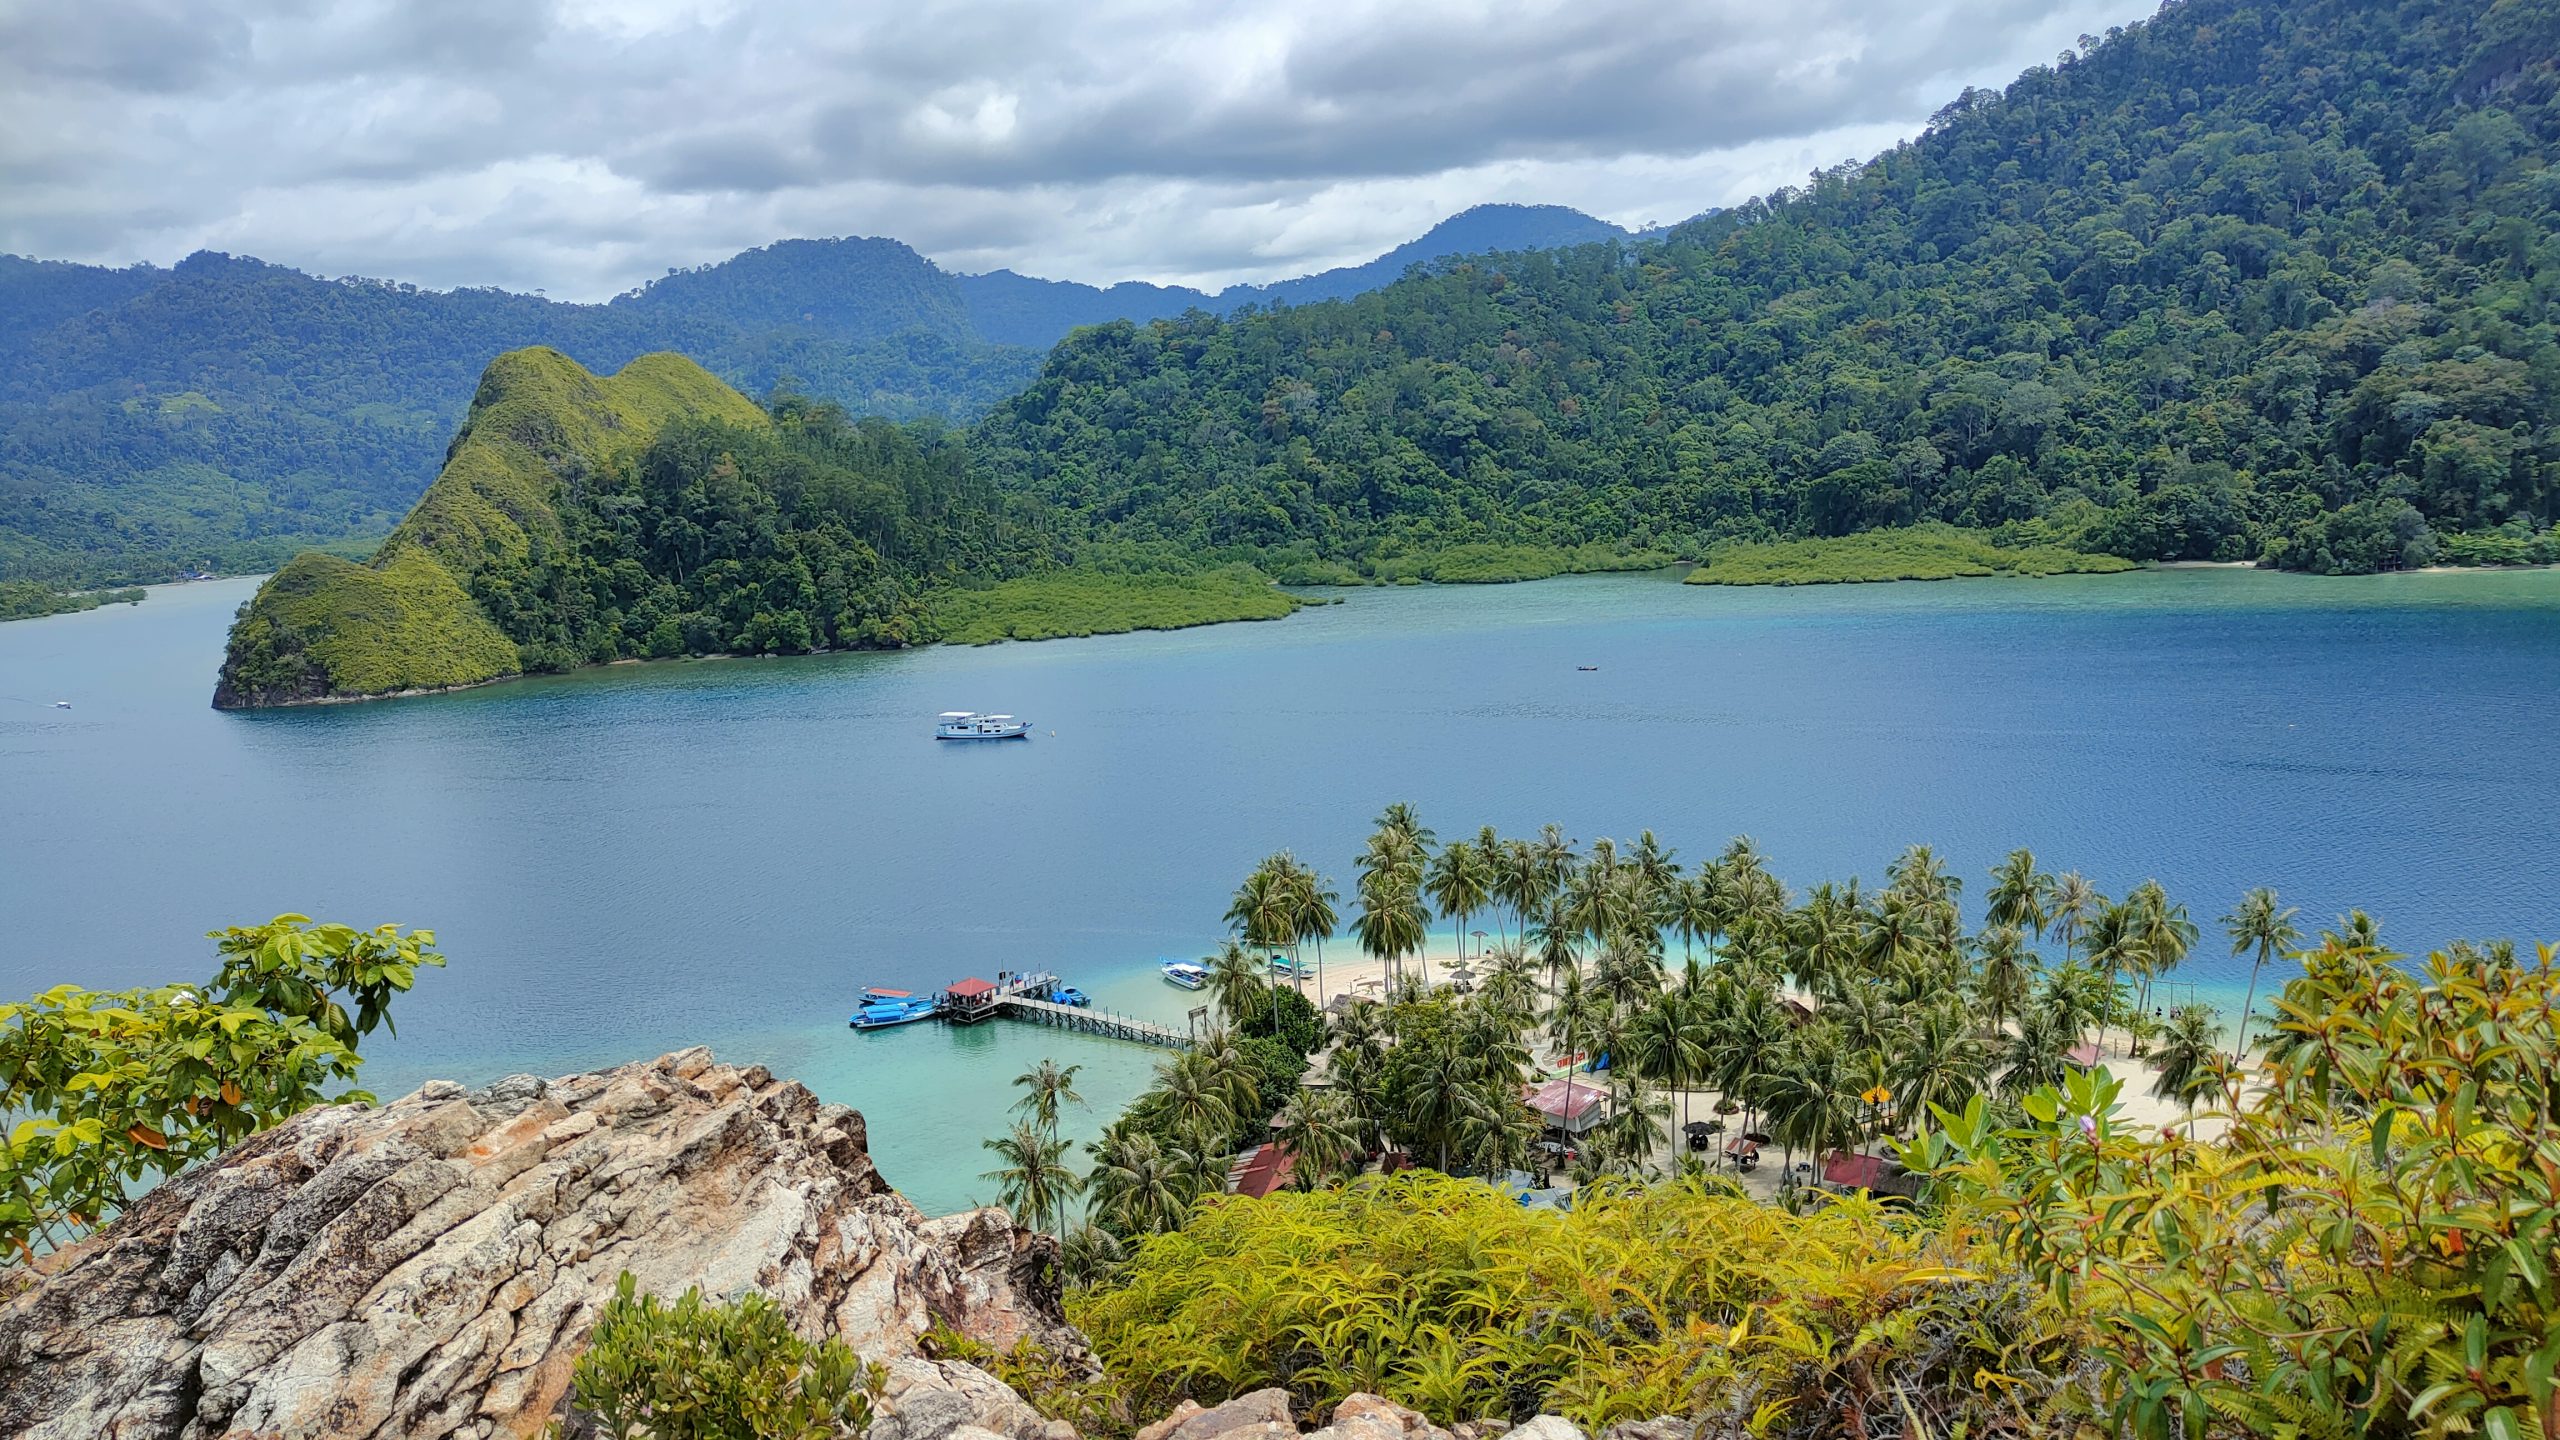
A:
[2220,887,2301,1066]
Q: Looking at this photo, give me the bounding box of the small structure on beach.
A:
[1819,1150,1922,1198]
[1229,1140,1298,1198]
[1523,1077,1605,1136]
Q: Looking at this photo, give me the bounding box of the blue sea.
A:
[4,565,2556,1210]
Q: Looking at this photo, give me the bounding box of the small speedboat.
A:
[1576,665,1599,672]
[52,701,71,709]
[1049,986,1091,1007]
[1266,955,1306,978]
[1162,961,1209,990]
[935,711,1032,740]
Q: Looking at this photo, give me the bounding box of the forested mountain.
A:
[978,0,2560,575]
[954,205,1631,346]
[1,206,1621,586]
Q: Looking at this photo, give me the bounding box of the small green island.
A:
[0,580,145,623]
[211,349,1332,707]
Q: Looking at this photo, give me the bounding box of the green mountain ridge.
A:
[975,0,2560,577]
[1,206,1625,587]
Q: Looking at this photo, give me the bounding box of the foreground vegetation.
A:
[0,580,143,622]
[0,915,441,1257]
[1687,527,2139,586]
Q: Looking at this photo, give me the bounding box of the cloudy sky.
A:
[1,0,2160,301]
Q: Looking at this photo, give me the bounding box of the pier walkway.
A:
[994,995,1196,1050]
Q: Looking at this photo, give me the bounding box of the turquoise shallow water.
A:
[4,566,2557,1211]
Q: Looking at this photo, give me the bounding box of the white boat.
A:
[934,711,1031,740]
[1162,960,1210,990]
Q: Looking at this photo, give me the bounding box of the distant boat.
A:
[1267,954,1307,978]
[1162,960,1210,990]
[52,701,71,709]
[935,711,1032,740]
[1048,985,1091,1007]
[1576,665,1599,672]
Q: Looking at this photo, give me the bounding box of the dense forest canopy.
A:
[469,396,1038,669]
[975,0,2560,575]
[0,209,1619,586]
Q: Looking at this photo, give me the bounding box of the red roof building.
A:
[945,978,997,998]
[1229,1142,1299,1198]
[1820,1150,1921,1197]
[1523,1078,1606,1134]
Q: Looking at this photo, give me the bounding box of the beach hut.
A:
[1819,1150,1922,1198]
[1522,1077,1606,1136]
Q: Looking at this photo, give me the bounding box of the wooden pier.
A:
[994,994,1196,1050]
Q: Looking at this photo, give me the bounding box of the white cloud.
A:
[0,0,2163,300]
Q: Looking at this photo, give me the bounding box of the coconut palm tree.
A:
[2126,879,2197,1050]
[1984,848,2054,943]
[1494,839,1543,947]
[1010,1058,1084,1223]
[1708,978,1790,1141]
[1056,1224,1126,1286]
[2220,887,2299,1067]
[1597,1072,1671,1176]
[1760,1024,1864,1181]
[1545,970,1603,1131]
[1282,859,1341,1008]
[1012,1058,1085,1131]
[1528,899,1579,995]
[1354,870,1430,990]
[1972,924,2033,1038]
[1156,1048,1240,1155]
[982,1121,1081,1237]
[2049,872,2101,961]
[1999,1005,2078,1098]
[2149,1004,2225,1133]
[1273,1090,1363,1191]
[1478,943,1543,1029]
[1891,998,1989,1133]
[1086,1127,1193,1236]
[1624,989,1703,1131]
[1592,937,1663,1013]
[1425,840,1492,970]
[1205,940,1266,1026]
[2082,900,2145,1056]
[1885,843,1961,913]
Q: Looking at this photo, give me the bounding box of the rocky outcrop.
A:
[0,1048,1082,1439]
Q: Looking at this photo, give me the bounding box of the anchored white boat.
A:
[1162,960,1209,990]
[934,711,1031,740]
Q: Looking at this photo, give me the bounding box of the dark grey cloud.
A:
[0,0,2161,300]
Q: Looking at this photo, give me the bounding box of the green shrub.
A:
[1687,525,2136,586]
[0,916,442,1259]
[1071,1172,2067,1433]
[555,1273,883,1440]
[923,566,1306,645]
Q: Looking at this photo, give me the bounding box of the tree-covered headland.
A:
[976,0,2560,577]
